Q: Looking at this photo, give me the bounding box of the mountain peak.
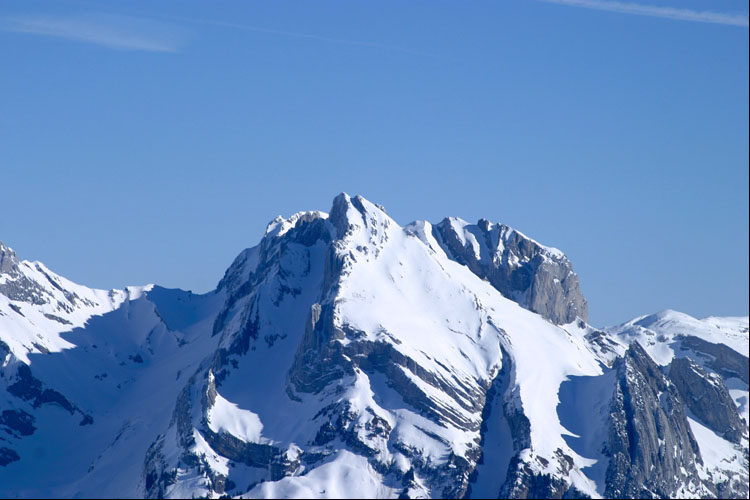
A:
[329,193,393,241]
[264,211,329,239]
[0,241,20,276]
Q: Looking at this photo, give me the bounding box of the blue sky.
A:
[1,0,747,326]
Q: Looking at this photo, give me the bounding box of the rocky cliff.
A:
[432,218,587,325]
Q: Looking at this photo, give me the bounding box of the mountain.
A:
[0,194,747,499]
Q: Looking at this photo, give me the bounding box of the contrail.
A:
[536,0,749,27]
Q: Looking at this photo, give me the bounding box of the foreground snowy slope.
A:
[0,194,747,498]
[0,242,226,496]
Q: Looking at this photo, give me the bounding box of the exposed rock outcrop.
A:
[677,335,749,385]
[0,242,47,305]
[433,219,587,325]
[669,357,745,444]
[604,342,703,498]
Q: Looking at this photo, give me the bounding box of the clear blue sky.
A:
[1,0,748,326]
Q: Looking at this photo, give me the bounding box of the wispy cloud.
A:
[0,13,187,52]
[536,0,749,27]
[176,17,439,58]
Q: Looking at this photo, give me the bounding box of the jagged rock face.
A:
[677,335,749,385]
[0,242,48,305]
[605,342,704,499]
[0,242,20,275]
[669,357,745,444]
[599,310,750,499]
[433,219,587,325]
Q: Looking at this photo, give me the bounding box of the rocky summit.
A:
[0,194,747,498]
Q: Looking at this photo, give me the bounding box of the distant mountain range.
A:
[1,194,747,498]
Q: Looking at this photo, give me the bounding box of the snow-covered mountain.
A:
[0,194,747,499]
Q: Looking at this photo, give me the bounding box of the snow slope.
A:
[606,309,748,365]
[0,248,225,497]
